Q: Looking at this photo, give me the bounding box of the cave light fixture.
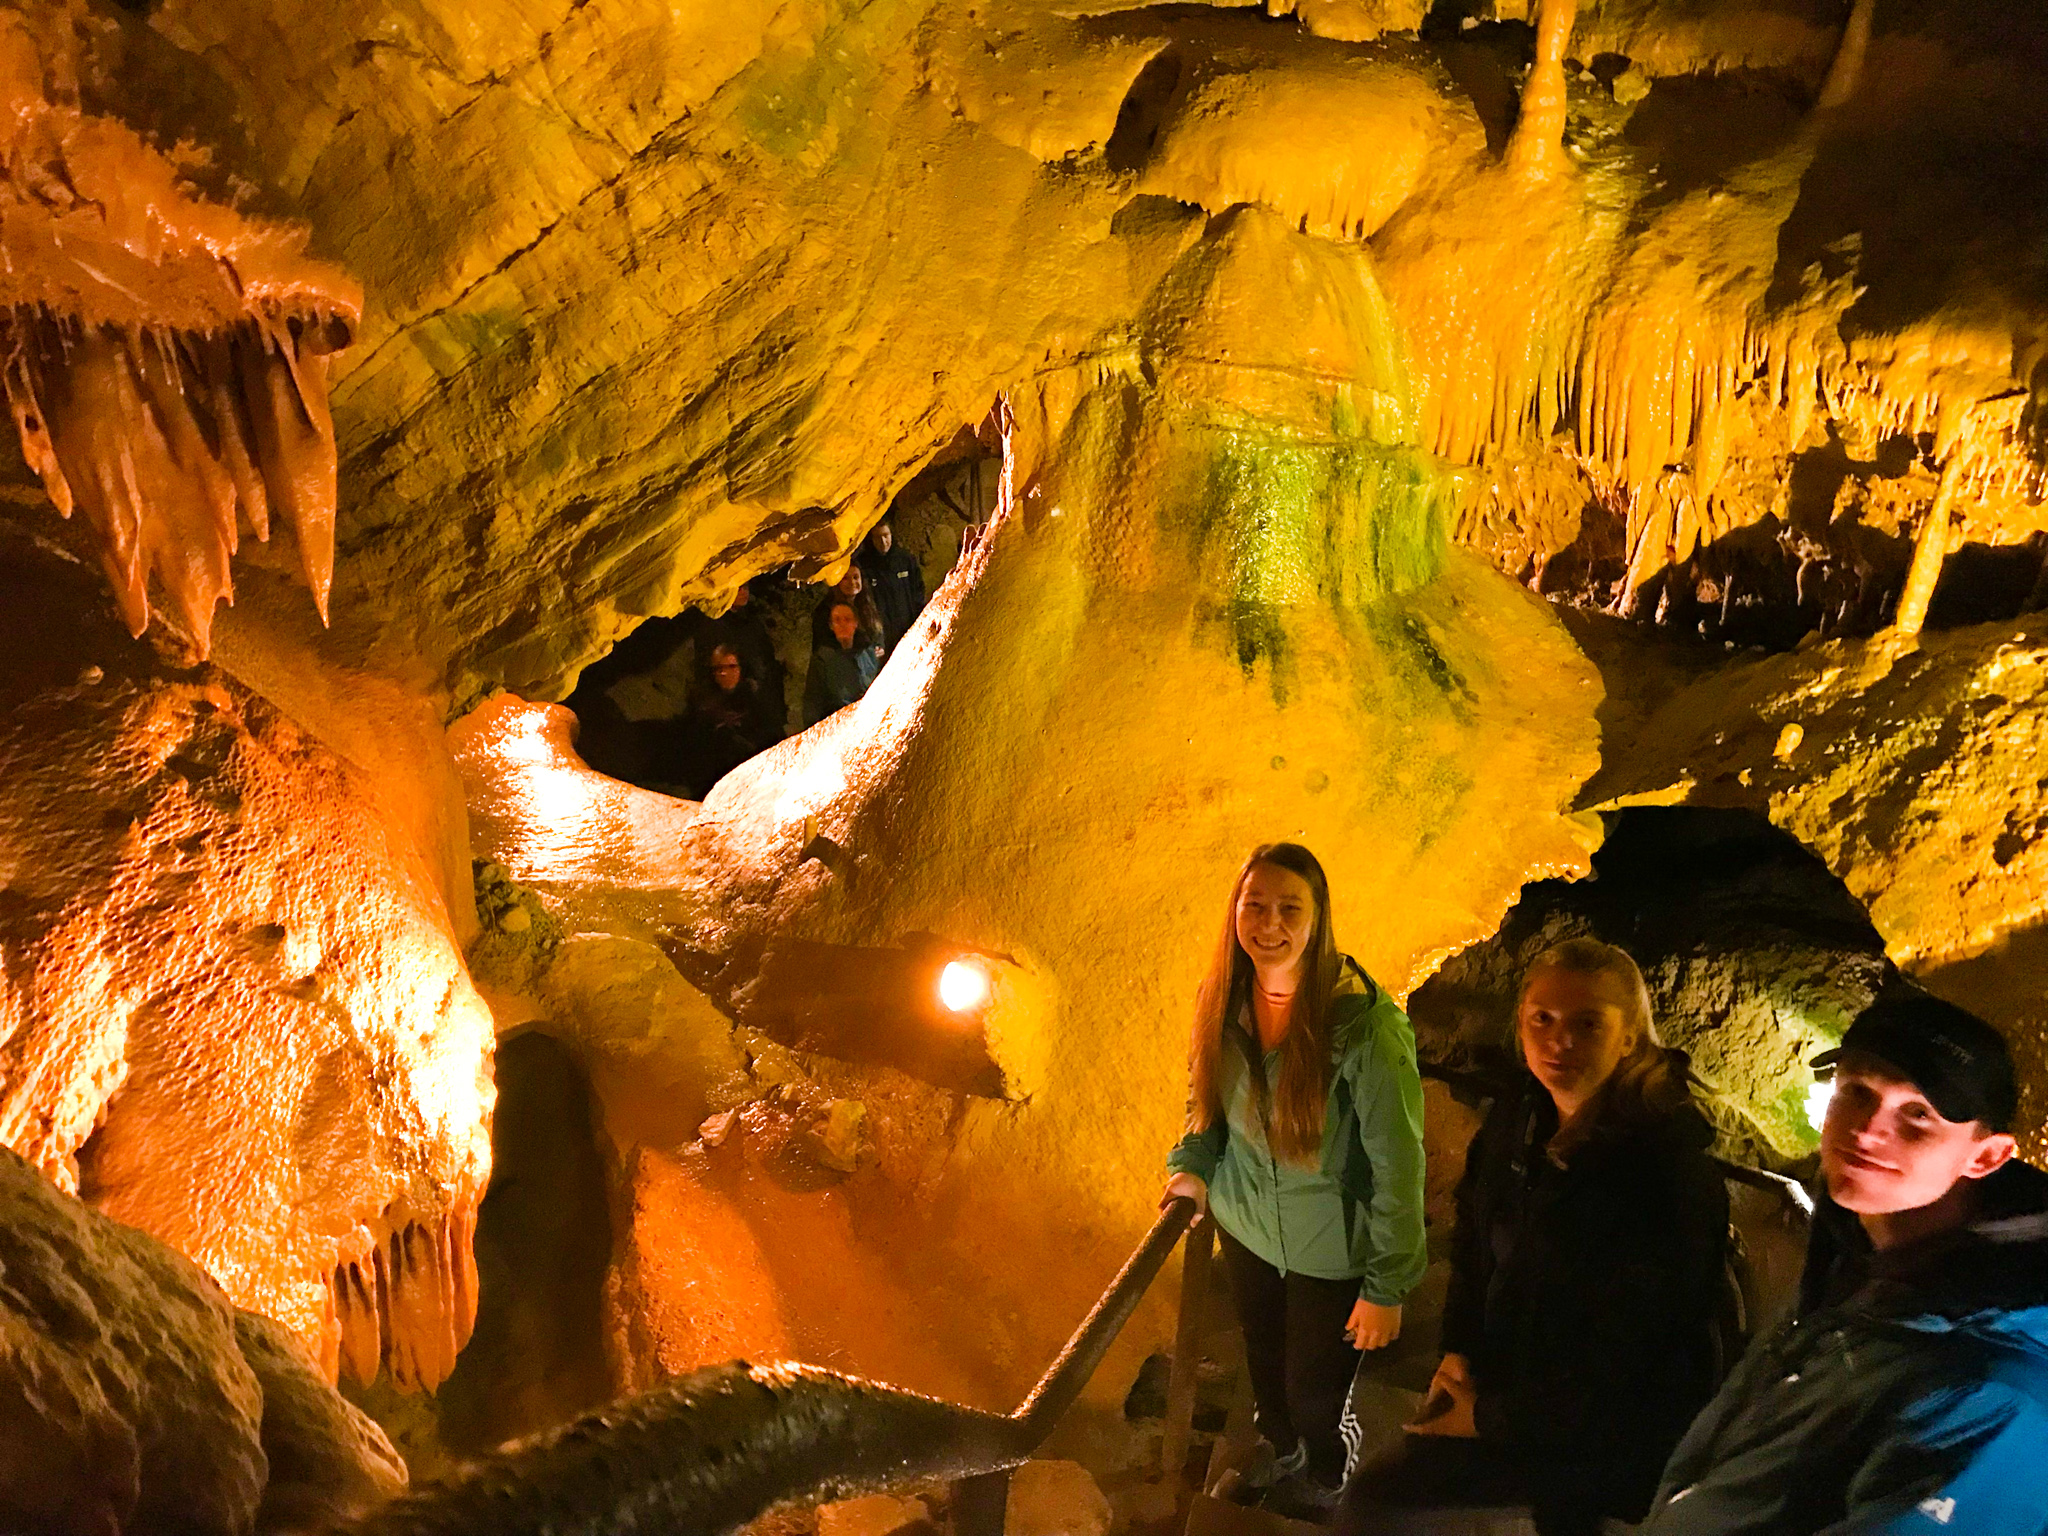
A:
[938,957,992,1015]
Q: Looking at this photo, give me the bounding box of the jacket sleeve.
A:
[1438,1109,1498,1359]
[1166,1117,1226,1184]
[1818,1371,2048,1535]
[1345,998,1428,1307]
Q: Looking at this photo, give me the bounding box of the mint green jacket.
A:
[1166,963,1427,1306]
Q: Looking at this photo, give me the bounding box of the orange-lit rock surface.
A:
[0,529,492,1389]
[485,204,1603,1420]
[29,0,2024,701]
[0,6,360,654]
[2,0,2048,1500]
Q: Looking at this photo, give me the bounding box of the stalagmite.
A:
[1893,456,1960,636]
[0,16,359,655]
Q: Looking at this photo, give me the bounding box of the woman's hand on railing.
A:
[1160,1173,1208,1224]
[1346,1298,1401,1351]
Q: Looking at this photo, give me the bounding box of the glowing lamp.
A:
[938,959,991,1013]
[1804,1078,1834,1130]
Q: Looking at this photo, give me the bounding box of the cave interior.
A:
[2,0,2047,1531]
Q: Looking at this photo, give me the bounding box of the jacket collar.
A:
[1803,1160,2048,1321]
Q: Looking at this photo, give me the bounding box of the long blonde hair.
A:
[1187,843,1342,1164]
[1521,938,1691,1164]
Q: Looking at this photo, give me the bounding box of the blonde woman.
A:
[1343,939,1729,1536]
[1163,843,1427,1519]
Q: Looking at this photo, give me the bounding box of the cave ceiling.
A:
[4,0,2038,706]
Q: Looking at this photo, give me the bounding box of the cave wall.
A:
[3,0,2048,1513]
[0,528,494,1379]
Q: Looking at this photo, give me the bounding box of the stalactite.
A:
[0,309,344,651]
[1504,0,1577,180]
[1815,0,1877,112]
[0,18,359,656]
[328,1193,482,1395]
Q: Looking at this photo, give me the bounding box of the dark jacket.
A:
[1642,1159,2048,1536]
[802,640,881,727]
[859,543,926,651]
[1443,1071,1729,1522]
[675,680,774,798]
[1166,960,1427,1306]
[703,607,785,737]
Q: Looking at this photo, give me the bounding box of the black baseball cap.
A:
[1813,991,2018,1132]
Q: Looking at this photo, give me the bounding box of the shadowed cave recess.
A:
[2,0,2048,1532]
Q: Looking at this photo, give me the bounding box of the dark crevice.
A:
[435,1030,614,1456]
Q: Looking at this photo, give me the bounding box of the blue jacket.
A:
[1642,1159,2048,1536]
[1165,960,1427,1306]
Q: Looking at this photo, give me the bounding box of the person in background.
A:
[1341,938,1729,1536]
[704,580,786,739]
[673,643,776,798]
[810,564,886,655]
[1164,843,1427,1522]
[858,516,926,653]
[802,600,881,727]
[1638,990,2048,1536]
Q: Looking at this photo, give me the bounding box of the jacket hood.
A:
[1508,1050,1716,1167]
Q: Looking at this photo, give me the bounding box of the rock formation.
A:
[0,1145,403,1535]
[0,526,493,1387]
[1,0,2046,1519]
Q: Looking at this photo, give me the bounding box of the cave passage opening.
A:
[428,1029,616,1460]
[561,441,1001,798]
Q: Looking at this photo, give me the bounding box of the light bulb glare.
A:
[938,959,991,1013]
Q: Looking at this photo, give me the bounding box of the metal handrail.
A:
[351,1198,1201,1536]
[1016,1195,1198,1432]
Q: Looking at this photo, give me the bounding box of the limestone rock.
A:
[235,1312,408,1533]
[1006,1461,1112,1536]
[0,529,493,1380]
[537,932,752,1145]
[0,1147,264,1536]
[664,206,1600,1413]
[818,1493,933,1536]
[0,1146,405,1536]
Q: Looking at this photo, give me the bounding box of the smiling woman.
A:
[1164,842,1427,1518]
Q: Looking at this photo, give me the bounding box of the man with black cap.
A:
[1639,988,2048,1534]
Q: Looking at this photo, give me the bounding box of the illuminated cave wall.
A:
[1,0,2047,1519]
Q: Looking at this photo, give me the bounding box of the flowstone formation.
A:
[665,203,1599,1396]
[0,529,493,1391]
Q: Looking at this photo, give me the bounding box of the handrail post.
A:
[953,1468,1012,1536]
[1159,1216,1213,1477]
